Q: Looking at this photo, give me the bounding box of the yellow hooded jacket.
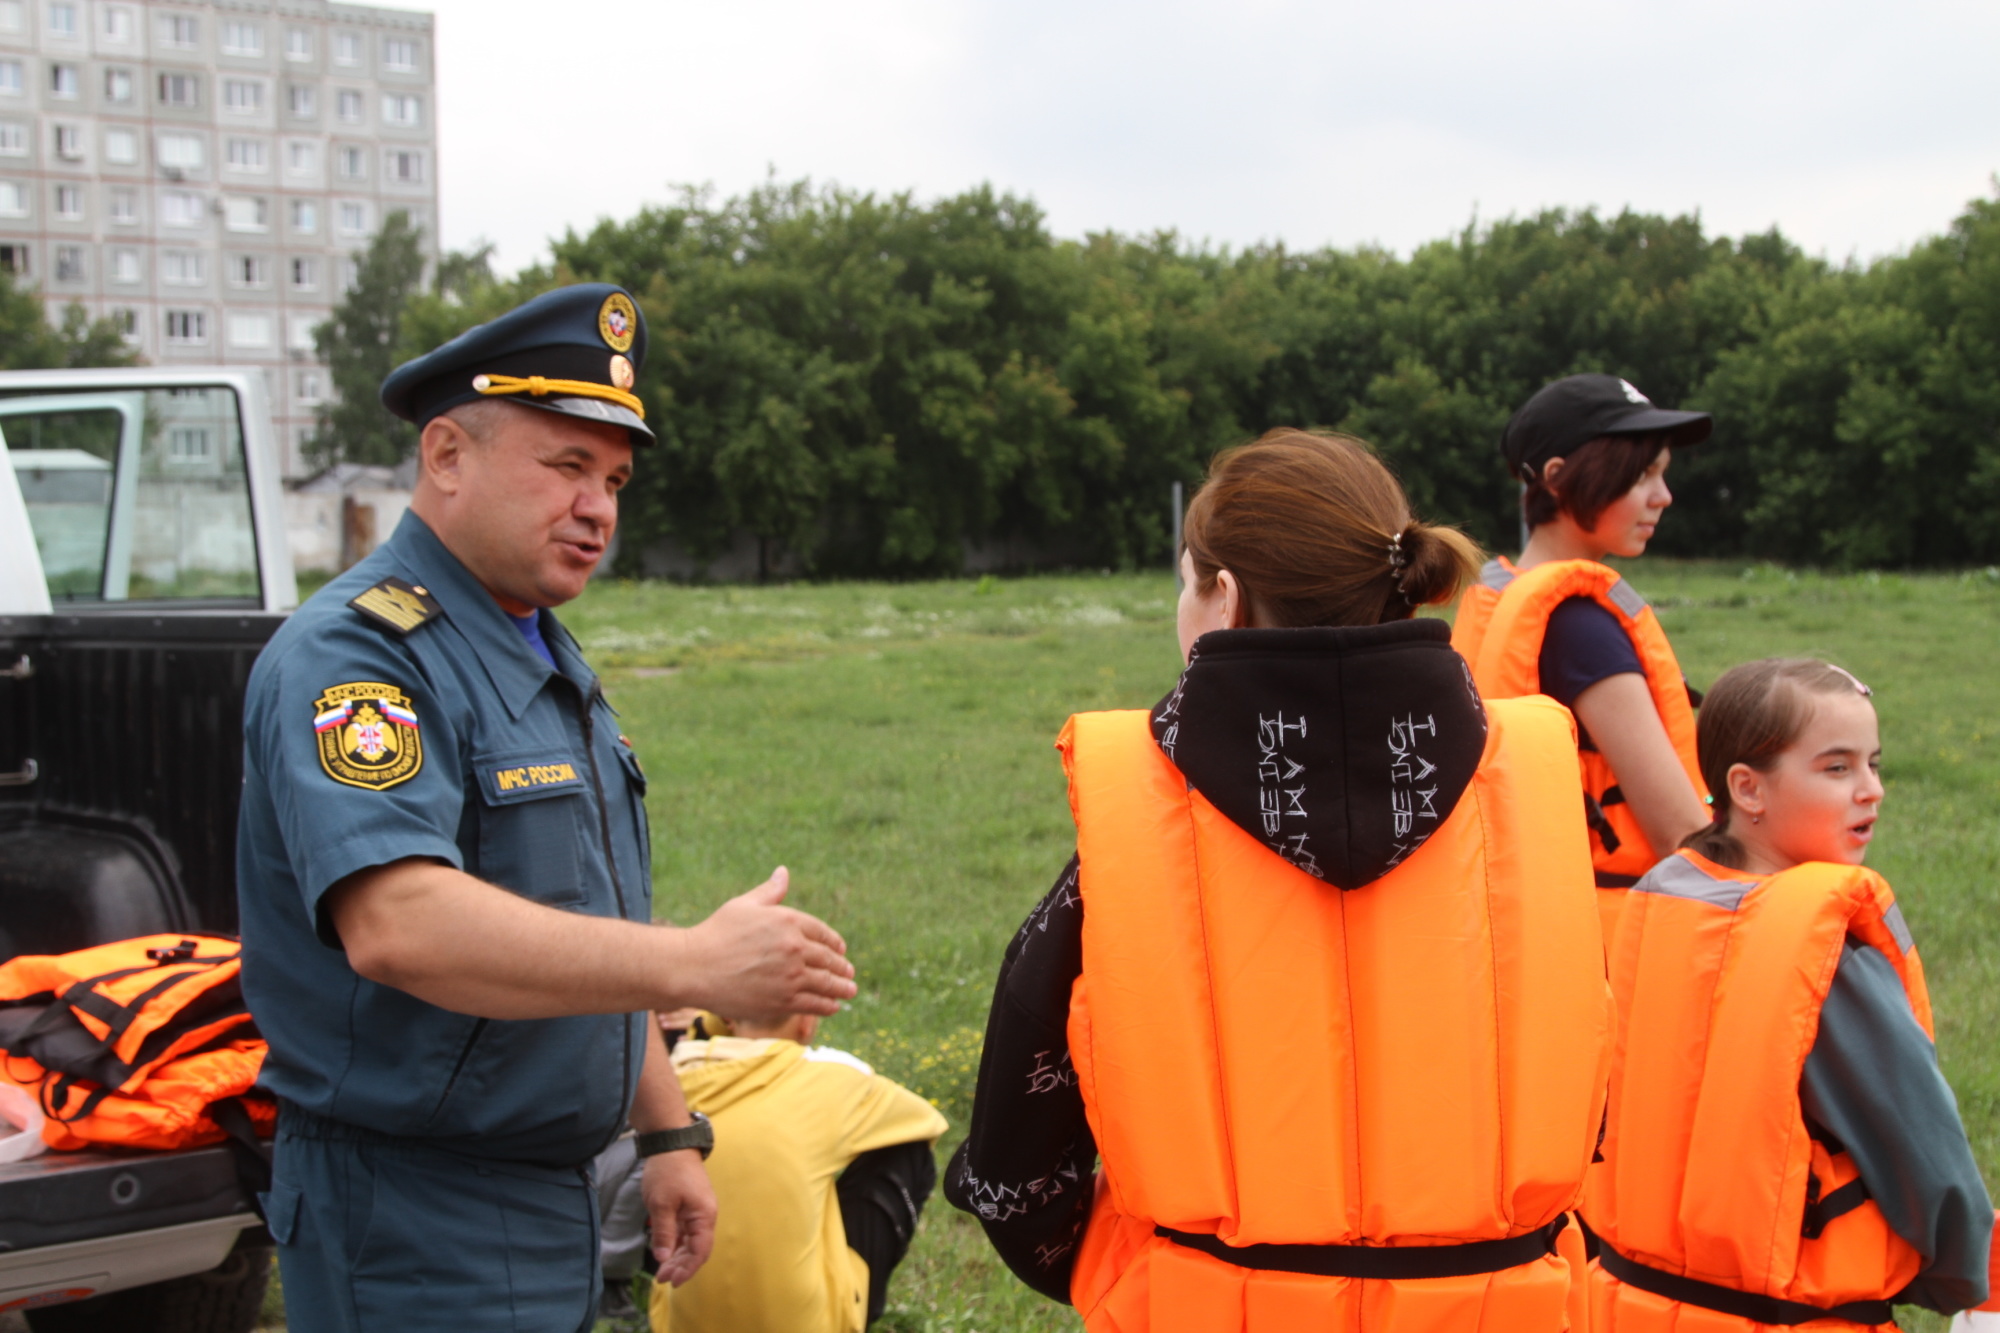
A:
[650,1036,948,1333]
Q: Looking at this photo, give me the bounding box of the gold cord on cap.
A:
[473,373,645,419]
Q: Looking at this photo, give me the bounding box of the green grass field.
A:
[244,562,2000,1332]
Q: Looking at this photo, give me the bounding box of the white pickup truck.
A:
[0,367,297,1331]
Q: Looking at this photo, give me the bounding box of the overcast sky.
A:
[424,0,2000,275]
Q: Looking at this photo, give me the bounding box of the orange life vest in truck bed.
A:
[0,934,275,1151]
[1460,558,1706,940]
[1447,555,1518,668]
[1584,852,1928,1331]
[1060,700,1609,1333]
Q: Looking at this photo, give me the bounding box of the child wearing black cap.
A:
[1452,374,1715,941]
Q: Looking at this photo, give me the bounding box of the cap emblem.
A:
[609,354,635,390]
[1619,378,1651,405]
[598,293,637,353]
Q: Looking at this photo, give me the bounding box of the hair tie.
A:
[1828,665,1873,697]
[1386,530,1410,573]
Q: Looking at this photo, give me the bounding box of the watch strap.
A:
[635,1111,713,1160]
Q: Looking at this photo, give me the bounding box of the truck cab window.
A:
[1,386,260,602]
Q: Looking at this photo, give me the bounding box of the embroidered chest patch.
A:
[479,756,587,805]
[315,682,424,791]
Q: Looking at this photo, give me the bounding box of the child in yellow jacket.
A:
[650,1008,948,1333]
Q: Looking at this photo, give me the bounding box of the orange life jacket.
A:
[0,934,275,1151]
[1463,558,1707,940]
[1448,555,1518,668]
[1061,699,1610,1333]
[1584,851,1929,1331]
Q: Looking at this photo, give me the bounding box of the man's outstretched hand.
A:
[683,868,856,1017]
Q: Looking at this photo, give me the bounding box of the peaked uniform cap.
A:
[380,282,654,445]
[1501,373,1712,481]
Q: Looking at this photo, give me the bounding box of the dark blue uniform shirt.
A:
[237,510,650,1167]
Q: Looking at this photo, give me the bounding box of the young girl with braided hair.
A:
[1585,657,1996,1330]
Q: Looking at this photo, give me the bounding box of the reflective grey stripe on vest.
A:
[1607,577,1649,620]
[1882,903,1914,954]
[1479,559,1515,592]
[1631,855,1760,912]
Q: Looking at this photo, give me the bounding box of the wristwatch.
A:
[634,1111,713,1160]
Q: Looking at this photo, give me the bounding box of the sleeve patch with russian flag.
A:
[313,682,424,791]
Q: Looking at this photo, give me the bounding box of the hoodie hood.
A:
[1151,619,1488,890]
[669,1036,803,1113]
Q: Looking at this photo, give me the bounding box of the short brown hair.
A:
[1523,433,1668,531]
[1182,429,1480,628]
[1680,658,1873,869]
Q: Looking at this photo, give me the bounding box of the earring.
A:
[1751,814,1761,824]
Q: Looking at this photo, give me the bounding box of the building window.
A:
[384,149,424,184]
[286,141,317,175]
[0,123,23,156]
[49,64,78,98]
[290,256,318,289]
[101,127,136,164]
[221,21,262,56]
[0,243,28,273]
[161,250,204,284]
[223,195,266,232]
[110,307,136,339]
[382,37,418,71]
[333,32,361,65]
[0,62,20,95]
[51,183,80,218]
[229,254,267,287]
[337,145,364,179]
[336,89,361,122]
[225,137,266,172]
[337,201,368,236]
[340,257,358,290]
[166,311,209,346]
[53,243,82,280]
[289,198,316,232]
[101,6,131,41]
[167,425,213,460]
[296,369,323,402]
[0,180,25,216]
[286,84,314,117]
[0,3,20,33]
[222,79,262,113]
[104,68,133,103]
[285,27,312,61]
[52,123,81,160]
[158,73,199,107]
[160,14,197,48]
[380,94,421,127]
[288,314,317,350]
[158,132,203,171]
[160,190,201,228]
[226,312,271,348]
[46,3,75,38]
[109,247,139,282]
[108,188,135,223]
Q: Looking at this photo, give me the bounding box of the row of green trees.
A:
[326,180,2000,574]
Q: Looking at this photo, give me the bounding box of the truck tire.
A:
[24,1229,273,1333]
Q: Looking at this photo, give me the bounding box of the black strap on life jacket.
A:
[1594,1234,1893,1327]
[208,1096,273,1224]
[1594,871,1640,889]
[1801,1170,1872,1241]
[1154,1217,1564,1280]
[1584,794,1623,856]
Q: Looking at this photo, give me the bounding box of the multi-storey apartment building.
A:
[0,0,437,478]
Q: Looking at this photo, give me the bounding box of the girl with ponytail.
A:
[947,430,1613,1332]
[1584,658,1996,1329]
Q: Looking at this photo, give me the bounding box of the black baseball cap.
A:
[1501,374,1711,482]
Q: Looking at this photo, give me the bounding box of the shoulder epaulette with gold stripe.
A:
[348,577,444,635]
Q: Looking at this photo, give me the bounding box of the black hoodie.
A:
[943,620,1488,1300]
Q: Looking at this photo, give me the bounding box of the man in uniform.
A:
[236,283,859,1332]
